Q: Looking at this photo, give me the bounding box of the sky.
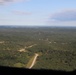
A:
[0,0,76,26]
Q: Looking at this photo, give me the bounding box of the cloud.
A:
[0,0,29,5]
[50,9,76,21]
[12,10,32,15]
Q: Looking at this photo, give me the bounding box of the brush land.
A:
[0,26,76,71]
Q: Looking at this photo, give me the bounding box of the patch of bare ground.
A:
[18,44,37,53]
[25,44,37,48]
[0,41,4,44]
[18,49,28,52]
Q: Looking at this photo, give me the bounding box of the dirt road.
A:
[29,53,39,69]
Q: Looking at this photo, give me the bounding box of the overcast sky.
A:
[0,0,76,26]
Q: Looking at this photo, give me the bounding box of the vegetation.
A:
[0,26,76,71]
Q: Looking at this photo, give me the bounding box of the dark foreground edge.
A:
[0,66,76,75]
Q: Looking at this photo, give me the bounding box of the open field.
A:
[0,26,76,71]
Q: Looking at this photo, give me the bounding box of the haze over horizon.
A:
[0,0,76,26]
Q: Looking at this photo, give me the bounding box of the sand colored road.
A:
[29,53,39,69]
